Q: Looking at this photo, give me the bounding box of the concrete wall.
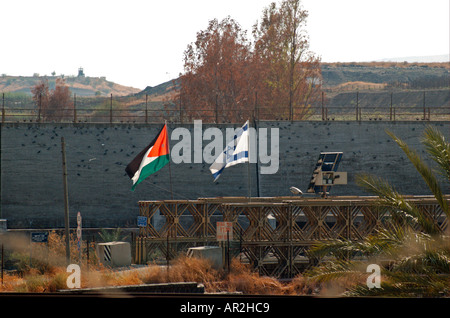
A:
[1,121,449,229]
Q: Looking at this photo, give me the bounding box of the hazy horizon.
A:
[1,0,448,89]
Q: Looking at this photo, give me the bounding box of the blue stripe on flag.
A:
[234,122,248,137]
[209,121,249,181]
[213,150,249,180]
[212,166,225,180]
[232,150,248,161]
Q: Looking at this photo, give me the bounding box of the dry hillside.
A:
[0,74,140,97]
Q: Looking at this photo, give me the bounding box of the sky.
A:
[1,0,448,90]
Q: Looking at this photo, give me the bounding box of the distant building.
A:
[78,67,85,77]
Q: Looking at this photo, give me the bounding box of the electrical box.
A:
[96,241,132,267]
[316,171,347,185]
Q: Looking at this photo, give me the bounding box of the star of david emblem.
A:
[225,145,234,163]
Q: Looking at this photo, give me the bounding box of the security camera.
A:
[290,186,303,195]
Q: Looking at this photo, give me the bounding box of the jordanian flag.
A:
[125,124,170,191]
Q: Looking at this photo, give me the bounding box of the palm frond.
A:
[391,250,450,274]
[308,239,355,259]
[364,226,406,256]
[386,129,449,218]
[98,228,127,242]
[305,259,364,283]
[308,229,403,261]
[356,173,440,234]
[308,239,378,260]
[382,270,450,295]
[306,127,450,298]
[422,125,450,182]
[347,277,449,297]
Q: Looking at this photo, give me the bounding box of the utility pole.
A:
[61,137,70,265]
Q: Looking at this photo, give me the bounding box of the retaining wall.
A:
[1,121,448,228]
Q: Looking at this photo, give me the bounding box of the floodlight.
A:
[290,186,303,195]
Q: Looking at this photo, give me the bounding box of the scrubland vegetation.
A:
[0,231,326,295]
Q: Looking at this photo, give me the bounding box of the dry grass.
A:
[0,255,322,295]
[332,81,387,91]
[323,61,449,69]
[0,231,325,295]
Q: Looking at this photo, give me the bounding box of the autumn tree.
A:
[252,0,322,120]
[179,16,255,122]
[175,0,322,122]
[31,78,73,122]
[49,78,73,120]
[31,78,50,122]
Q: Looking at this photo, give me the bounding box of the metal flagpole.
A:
[247,120,251,202]
[61,137,71,265]
[165,120,174,200]
[253,118,260,197]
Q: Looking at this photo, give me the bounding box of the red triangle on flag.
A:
[148,124,169,157]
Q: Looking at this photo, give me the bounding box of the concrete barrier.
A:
[96,241,131,267]
[187,246,223,269]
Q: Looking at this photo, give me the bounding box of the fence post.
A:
[145,94,148,124]
[38,93,41,123]
[73,93,77,123]
[1,243,3,286]
[179,93,183,124]
[1,93,4,124]
[355,91,359,121]
[321,91,324,121]
[110,94,113,124]
[254,91,258,122]
[423,91,426,120]
[390,92,393,121]
[215,94,218,123]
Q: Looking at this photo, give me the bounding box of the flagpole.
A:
[61,137,71,265]
[253,118,260,197]
[165,120,174,200]
[247,119,251,202]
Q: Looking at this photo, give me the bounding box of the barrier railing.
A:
[134,196,448,278]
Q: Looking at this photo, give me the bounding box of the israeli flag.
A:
[209,120,249,181]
